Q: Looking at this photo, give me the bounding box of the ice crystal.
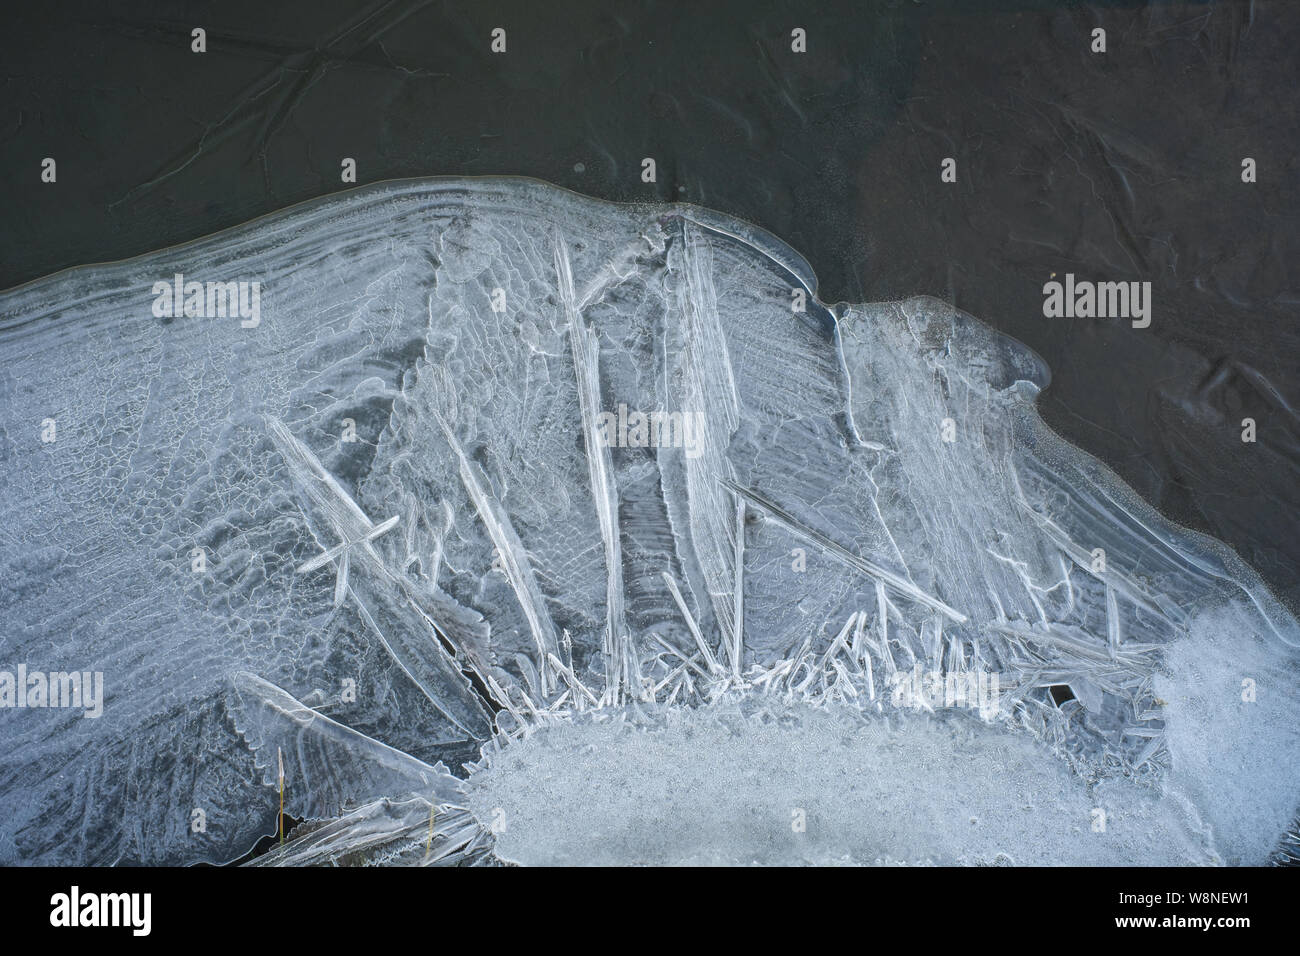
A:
[0,178,1295,865]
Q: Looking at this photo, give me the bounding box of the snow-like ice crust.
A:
[0,177,1295,865]
[467,702,1212,867]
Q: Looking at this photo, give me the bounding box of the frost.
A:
[466,702,1212,867]
[0,178,1296,865]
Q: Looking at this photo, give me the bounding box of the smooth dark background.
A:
[5,0,1298,607]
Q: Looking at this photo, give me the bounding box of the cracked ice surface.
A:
[0,178,1296,866]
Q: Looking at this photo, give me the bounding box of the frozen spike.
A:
[818,612,859,671]
[229,673,463,815]
[661,571,721,674]
[560,627,576,681]
[670,222,744,671]
[365,514,402,540]
[665,677,685,706]
[875,581,889,648]
[791,653,822,695]
[403,499,421,565]
[832,660,858,697]
[333,551,350,609]
[751,658,793,689]
[429,499,454,585]
[269,420,494,738]
[1123,727,1163,738]
[784,635,814,691]
[557,233,629,696]
[720,478,968,624]
[514,653,543,700]
[546,653,601,706]
[647,632,710,680]
[266,416,372,531]
[517,686,547,722]
[436,412,559,674]
[623,635,644,703]
[876,626,897,679]
[297,514,397,576]
[652,661,690,695]
[993,621,1155,670]
[945,635,963,673]
[297,540,349,575]
[1013,495,1178,625]
[731,492,746,677]
[850,610,867,662]
[1106,583,1122,656]
[482,671,525,725]
[248,795,438,867]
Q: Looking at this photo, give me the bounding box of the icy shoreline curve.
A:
[0,177,1296,866]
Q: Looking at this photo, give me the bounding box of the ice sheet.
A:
[0,178,1295,865]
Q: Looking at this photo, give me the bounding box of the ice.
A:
[465,702,1213,867]
[0,177,1296,865]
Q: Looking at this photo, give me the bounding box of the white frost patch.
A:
[1157,605,1300,865]
[467,702,1214,866]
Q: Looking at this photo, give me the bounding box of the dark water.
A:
[5,0,1297,606]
